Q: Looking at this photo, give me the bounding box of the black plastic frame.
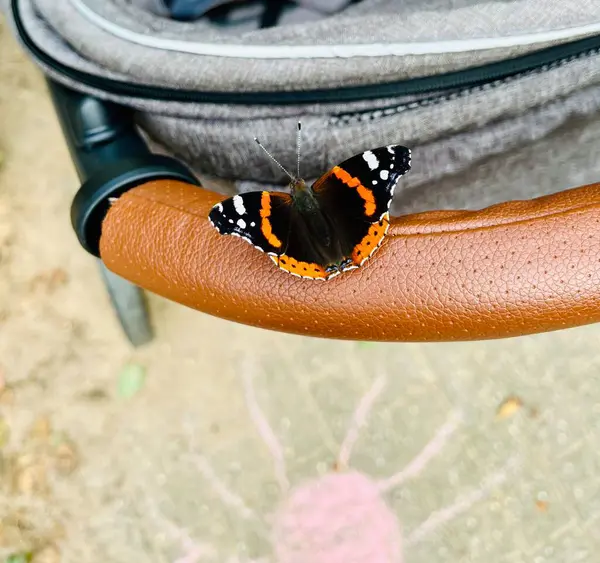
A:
[47,79,199,257]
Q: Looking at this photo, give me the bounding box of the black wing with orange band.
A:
[208,145,411,280]
[208,191,292,255]
[312,144,411,266]
[209,190,338,280]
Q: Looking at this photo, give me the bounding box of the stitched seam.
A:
[389,204,600,238]
[118,190,220,219]
[329,48,600,126]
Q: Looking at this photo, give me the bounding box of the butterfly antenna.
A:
[254,137,295,181]
[296,121,302,179]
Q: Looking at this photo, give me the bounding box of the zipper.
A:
[12,0,600,106]
[330,45,600,124]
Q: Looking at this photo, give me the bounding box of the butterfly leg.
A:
[324,264,342,280]
[339,258,359,273]
[322,259,357,280]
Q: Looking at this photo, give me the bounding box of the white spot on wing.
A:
[233,195,246,215]
[216,203,223,212]
[372,180,378,185]
[250,222,256,227]
[380,170,389,180]
[387,145,395,154]
[237,218,247,229]
[363,150,379,170]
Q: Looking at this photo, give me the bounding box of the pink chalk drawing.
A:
[166,370,520,563]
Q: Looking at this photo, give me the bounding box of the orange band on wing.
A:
[270,254,328,280]
[332,166,377,217]
[260,192,283,248]
[351,213,390,266]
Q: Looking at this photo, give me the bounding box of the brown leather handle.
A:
[99,180,600,341]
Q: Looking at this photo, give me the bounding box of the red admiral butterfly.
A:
[208,124,411,280]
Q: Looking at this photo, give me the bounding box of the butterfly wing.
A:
[312,145,411,267]
[317,144,411,222]
[208,191,292,254]
[208,191,331,279]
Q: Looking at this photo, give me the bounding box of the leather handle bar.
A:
[99,179,600,341]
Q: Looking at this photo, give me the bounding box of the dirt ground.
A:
[2,15,600,563]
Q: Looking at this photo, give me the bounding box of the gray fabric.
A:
[395,109,600,214]
[27,0,535,92]
[129,0,169,16]
[299,0,354,13]
[45,0,600,45]
[228,84,600,214]
[0,2,510,120]
[135,58,600,186]
[4,0,600,200]
[28,0,600,91]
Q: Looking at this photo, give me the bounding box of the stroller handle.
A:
[98,178,600,342]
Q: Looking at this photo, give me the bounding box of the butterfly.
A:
[208,124,411,280]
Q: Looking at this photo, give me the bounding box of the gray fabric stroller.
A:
[3,0,600,346]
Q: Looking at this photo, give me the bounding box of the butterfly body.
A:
[208,144,411,280]
[288,179,348,267]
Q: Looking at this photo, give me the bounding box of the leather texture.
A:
[99,179,600,341]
